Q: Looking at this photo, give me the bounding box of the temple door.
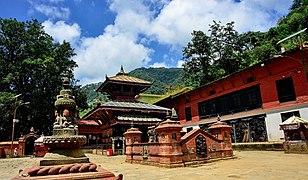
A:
[25,136,36,155]
[196,135,207,158]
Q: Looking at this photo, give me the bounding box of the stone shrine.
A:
[13,74,119,179]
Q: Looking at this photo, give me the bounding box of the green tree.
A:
[182,30,212,87]
[183,2,308,88]
[182,21,245,87]
[209,21,244,75]
[291,0,308,10]
[0,18,87,141]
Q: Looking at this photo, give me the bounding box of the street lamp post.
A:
[10,94,29,156]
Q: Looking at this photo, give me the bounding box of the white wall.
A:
[300,107,308,120]
[265,113,284,141]
[265,106,308,141]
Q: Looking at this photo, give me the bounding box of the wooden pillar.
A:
[122,137,125,154]
[111,137,115,154]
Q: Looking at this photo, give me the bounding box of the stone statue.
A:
[53,111,62,128]
[53,73,79,136]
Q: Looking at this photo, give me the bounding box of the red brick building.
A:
[155,47,308,143]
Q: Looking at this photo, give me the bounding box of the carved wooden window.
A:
[198,85,262,118]
[185,107,192,121]
[275,77,296,103]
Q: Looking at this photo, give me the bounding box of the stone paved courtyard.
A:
[2,151,308,180]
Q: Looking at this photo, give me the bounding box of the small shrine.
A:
[79,66,169,154]
[13,73,120,179]
[124,112,233,167]
[280,116,308,153]
[0,127,40,158]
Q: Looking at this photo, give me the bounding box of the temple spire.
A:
[120,65,124,73]
[116,65,128,76]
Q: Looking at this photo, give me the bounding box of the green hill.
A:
[128,67,185,95]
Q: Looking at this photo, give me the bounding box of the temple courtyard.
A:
[2,150,308,180]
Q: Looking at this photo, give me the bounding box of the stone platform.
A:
[40,149,89,166]
[283,141,308,153]
[232,141,284,151]
[12,164,116,180]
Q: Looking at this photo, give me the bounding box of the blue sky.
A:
[0,0,293,85]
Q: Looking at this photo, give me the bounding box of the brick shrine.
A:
[124,115,233,167]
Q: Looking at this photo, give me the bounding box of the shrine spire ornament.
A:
[53,72,78,136]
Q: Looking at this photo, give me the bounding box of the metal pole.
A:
[10,98,18,156]
[10,95,27,156]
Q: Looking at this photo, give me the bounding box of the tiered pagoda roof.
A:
[80,66,170,127]
[96,66,152,100]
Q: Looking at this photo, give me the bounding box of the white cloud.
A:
[28,0,71,20]
[48,0,65,3]
[150,62,168,68]
[42,20,81,45]
[73,0,292,85]
[36,0,292,85]
[148,0,293,47]
[36,4,70,20]
[74,33,152,85]
[107,0,152,40]
[176,60,184,68]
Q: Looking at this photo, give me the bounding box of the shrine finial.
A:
[116,65,128,76]
[170,108,178,120]
[62,71,71,90]
[120,65,124,73]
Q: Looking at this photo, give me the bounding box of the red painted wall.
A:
[172,50,308,126]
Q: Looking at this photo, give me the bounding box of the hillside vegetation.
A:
[128,67,185,95]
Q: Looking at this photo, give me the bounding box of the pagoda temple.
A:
[79,66,170,154]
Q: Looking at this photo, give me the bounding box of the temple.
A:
[79,66,170,154]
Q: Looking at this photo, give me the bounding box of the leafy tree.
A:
[182,30,212,87]
[291,0,308,10]
[183,2,308,88]
[209,21,244,75]
[182,21,246,88]
[0,18,87,141]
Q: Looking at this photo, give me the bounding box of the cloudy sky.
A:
[0,0,293,85]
